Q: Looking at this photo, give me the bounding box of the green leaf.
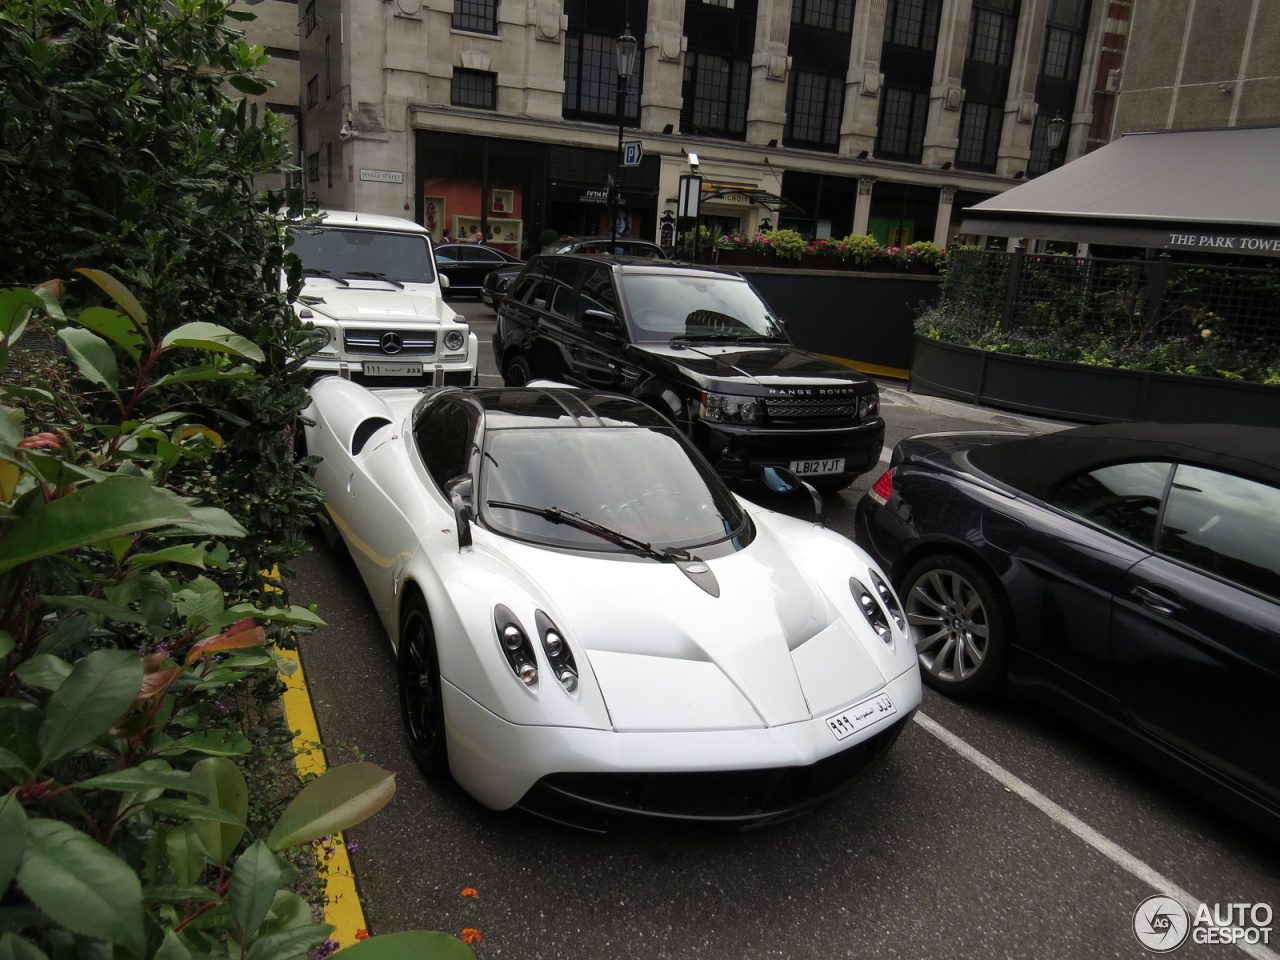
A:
[189,757,248,862]
[229,841,281,942]
[74,269,150,331]
[154,363,260,387]
[57,326,120,394]
[13,654,72,692]
[161,323,265,362]
[0,930,52,960]
[148,798,247,827]
[153,929,195,960]
[229,76,270,97]
[78,767,206,798]
[72,306,145,362]
[0,705,41,773]
[128,543,219,570]
[160,729,252,757]
[266,762,396,851]
[331,931,478,959]
[0,289,42,340]
[16,818,145,957]
[257,890,312,938]
[0,632,11,659]
[41,595,149,625]
[38,649,141,767]
[245,923,335,960]
[0,794,27,895]
[164,823,208,888]
[0,477,204,572]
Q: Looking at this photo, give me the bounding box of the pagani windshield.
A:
[480,425,750,554]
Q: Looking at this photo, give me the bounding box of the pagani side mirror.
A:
[760,466,824,524]
[448,475,474,550]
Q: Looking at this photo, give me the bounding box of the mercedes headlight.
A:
[700,391,763,424]
[443,329,467,353]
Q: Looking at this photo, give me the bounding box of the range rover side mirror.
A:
[581,308,620,333]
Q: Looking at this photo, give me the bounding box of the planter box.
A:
[911,335,1280,426]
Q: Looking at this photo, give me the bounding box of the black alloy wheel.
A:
[901,554,1010,697]
[398,594,448,774]
[503,354,532,387]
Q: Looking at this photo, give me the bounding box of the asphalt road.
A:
[288,299,1280,959]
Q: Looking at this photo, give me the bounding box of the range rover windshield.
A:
[480,425,751,555]
[619,274,788,344]
[290,226,436,283]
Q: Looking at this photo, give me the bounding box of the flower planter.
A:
[714,250,780,267]
[911,335,1280,426]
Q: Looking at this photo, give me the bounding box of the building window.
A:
[704,0,734,7]
[563,31,639,122]
[956,101,1002,168]
[301,0,316,36]
[968,6,1017,65]
[325,143,333,188]
[885,0,941,51]
[451,69,496,109]
[1029,0,1091,176]
[306,152,319,183]
[786,71,843,150]
[683,53,750,138]
[791,0,854,32]
[323,35,332,99]
[305,74,318,108]
[876,86,927,161]
[453,0,498,34]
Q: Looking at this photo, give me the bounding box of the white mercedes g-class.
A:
[288,210,478,387]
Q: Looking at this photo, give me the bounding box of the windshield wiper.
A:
[303,267,349,286]
[347,270,405,288]
[733,334,788,344]
[487,500,690,563]
[668,334,741,347]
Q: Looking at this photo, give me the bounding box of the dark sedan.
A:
[435,243,523,299]
[482,236,667,309]
[855,421,1280,840]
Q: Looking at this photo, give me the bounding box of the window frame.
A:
[451,68,497,110]
[452,0,498,34]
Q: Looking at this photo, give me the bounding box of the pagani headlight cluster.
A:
[848,569,906,648]
[700,391,763,424]
[493,605,579,694]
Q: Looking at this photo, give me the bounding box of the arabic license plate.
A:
[789,457,845,477]
[363,362,423,377]
[825,693,897,742]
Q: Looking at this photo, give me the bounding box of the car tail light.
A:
[536,610,578,694]
[868,467,894,505]
[494,604,538,686]
[849,577,894,647]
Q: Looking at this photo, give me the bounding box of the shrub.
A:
[906,240,946,267]
[765,228,807,261]
[839,233,884,266]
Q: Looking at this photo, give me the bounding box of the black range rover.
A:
[493,254,885,490]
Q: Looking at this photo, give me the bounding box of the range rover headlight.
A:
[443,329,466,353]
[858,393,880,419]
[700,392,763,424]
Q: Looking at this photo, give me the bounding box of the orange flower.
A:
[460,887,479,899]
[460,928,483,945]
[354,929,370,941]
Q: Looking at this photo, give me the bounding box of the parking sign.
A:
[622,141,643,167]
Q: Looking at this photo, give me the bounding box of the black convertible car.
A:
[855,422,1280,840]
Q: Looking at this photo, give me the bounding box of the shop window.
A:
[786,71,843,150]
[791,0,853,31]
[451,69,496,110]
[885,0,941,50]
[875,86,927,161]
[453,0,497,34]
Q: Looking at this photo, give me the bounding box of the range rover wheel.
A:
[503,354,532,387]
[901,554,1009,697]
[398,594,448,775]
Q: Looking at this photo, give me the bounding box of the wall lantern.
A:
[1047,115,1066,150]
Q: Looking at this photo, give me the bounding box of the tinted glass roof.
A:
[462,387,673,430]
[970,422,1280,499]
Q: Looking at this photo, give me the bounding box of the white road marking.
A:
[914,711,1278,960]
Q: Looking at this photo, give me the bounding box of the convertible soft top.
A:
[969,422,1280,500]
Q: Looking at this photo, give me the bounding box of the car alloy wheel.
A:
[503,354,532,387]
[902,554,1009,697]
[398,595,448,774]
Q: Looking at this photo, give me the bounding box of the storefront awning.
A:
[960,126,1280,257]
[699,184,805,214]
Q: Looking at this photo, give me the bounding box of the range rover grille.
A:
[343,330,436,356]
[765,396,862,418]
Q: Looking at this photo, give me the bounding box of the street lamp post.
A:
[610,26,638,249]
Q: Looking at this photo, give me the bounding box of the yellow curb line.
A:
[819,353,911,381]
[277,645,368,948]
